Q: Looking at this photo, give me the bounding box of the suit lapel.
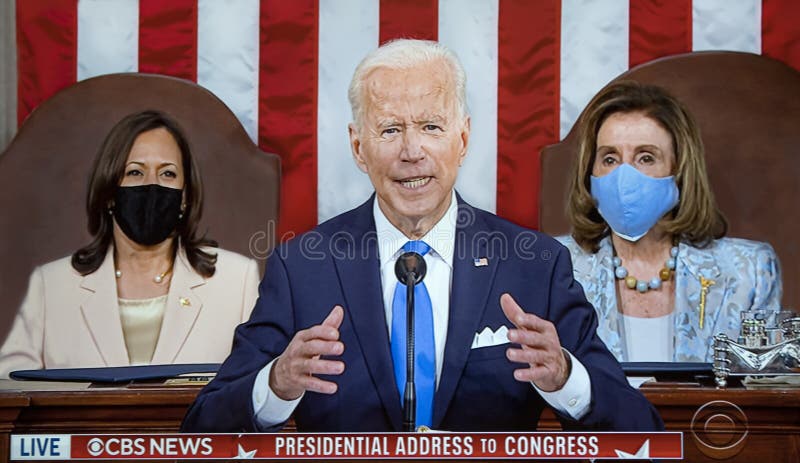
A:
[591,237,627,361]
[333,197,403,430]
[150,248,205,364]
[79,248,130,366]
[433,200,499,427]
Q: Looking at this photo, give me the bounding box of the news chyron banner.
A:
[10,432,682,460]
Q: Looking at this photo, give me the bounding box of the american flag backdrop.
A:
[15,0,800,237]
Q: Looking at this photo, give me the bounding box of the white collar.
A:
[373,190,458,270]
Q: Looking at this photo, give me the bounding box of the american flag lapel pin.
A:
[473,257,489,267]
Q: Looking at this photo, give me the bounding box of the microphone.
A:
[394,252,427,432]
[395,252,427,285]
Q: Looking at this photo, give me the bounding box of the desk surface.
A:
[0,383,797,462]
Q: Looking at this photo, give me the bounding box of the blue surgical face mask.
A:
[590,163,679,242]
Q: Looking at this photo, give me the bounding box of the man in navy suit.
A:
[182,39,662,432]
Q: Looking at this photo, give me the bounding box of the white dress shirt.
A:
[374,189,458,386]
[252,191,592,427]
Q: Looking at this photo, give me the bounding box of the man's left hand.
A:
[501,293,569,392]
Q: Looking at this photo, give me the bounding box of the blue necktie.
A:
[391,240,435,428]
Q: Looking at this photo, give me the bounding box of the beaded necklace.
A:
[612,245,678,293]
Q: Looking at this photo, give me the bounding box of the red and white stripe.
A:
[15,0,800,236]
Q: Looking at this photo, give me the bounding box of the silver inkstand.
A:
[712,310,800,387]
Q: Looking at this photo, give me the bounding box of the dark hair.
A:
[567,81,727,252]
[71,110,218,276]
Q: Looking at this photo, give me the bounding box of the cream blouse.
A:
[118,295,167,365]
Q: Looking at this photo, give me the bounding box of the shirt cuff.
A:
[532,349,592,420]
[251,357,304,428]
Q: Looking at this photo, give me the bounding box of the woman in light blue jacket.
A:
[557,81,782,363]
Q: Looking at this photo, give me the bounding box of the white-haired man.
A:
[183,39,662,432]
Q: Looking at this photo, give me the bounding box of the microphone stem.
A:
[403,272,416,432]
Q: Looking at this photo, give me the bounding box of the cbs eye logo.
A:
[690,400,748,459]
[86,438,105,456]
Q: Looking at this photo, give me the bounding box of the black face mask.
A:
[113,184,183,246]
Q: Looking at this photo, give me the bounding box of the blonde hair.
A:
[568,81,727,252]
[347,39,468,128]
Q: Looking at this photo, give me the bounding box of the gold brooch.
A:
[698,276,715,329]
[179,297,191,307]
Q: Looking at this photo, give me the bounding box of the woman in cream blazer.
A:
[0,110,260,377]
[0,246,258,375]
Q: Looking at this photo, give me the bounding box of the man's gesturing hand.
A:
[269,305,345,400]
[500,293,569,392]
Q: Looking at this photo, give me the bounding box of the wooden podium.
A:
[0,382,797,462]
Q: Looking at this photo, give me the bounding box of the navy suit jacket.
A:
[182,195,662,432]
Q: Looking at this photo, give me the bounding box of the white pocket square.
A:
[471,326,510,349]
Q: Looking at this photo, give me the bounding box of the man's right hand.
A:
[269,305,346,401]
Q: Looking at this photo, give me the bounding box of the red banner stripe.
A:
[762,0,800,73]
[16,0,78,127]
[629,0,692,68]
[138,0,198,81]
[63,432,685,459]
[379,0,438,44]
[259,0,319,237]
[496,0,561,230]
